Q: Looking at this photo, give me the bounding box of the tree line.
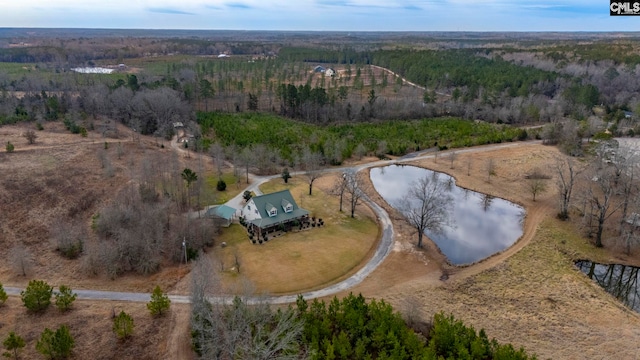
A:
[197,112,525,167]
[190,257,537,359]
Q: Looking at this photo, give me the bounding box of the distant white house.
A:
[325,68,336,77]
[218,54,229,58]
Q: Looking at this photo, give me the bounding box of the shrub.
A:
[23,129,37,144]
[20,280,53,312]
[57,238,83,260]
[216,179,227,191]
[147,286,171,316]
[0,283,7,306]
[5,141,14,153]
[113,311,134,340]
[54,285,77,312]
[36,325,74,360]
[3,331,26,360]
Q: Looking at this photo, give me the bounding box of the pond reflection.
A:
[370,165,525,265]
[576,260,640,312]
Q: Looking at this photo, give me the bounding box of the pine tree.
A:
[113,311,134,340]
[2,331,25,360]
[147,286,171,317]
[20,280,53,312]
[54,285,77,312]
[36,325,74,360]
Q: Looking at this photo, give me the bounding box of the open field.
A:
[212,175,379,294]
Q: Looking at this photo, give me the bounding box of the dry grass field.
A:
[2,120,640,359]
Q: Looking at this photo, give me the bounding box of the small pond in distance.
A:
[71,67,114,74]
[370,165,525,265]
[576,260,640,312]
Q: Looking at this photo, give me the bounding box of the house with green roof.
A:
[241,189,309,241]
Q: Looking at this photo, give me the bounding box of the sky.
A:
[1,0,639,31]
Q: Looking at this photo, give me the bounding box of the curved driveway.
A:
[5,141,534,304]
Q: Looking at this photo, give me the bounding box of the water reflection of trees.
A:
[576,261,640,312]
[481,194,494,212]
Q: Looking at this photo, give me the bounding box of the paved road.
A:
[4,141,535,304]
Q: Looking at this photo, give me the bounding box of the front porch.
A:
[243,214,328,244]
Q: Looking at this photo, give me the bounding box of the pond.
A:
[370,165,525,265]
[575,260,640,312]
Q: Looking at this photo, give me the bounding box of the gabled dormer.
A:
[281,199,293,213]
[265,202,277,217]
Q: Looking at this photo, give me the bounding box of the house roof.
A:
[247,190,309,228]
[205,205,236,220]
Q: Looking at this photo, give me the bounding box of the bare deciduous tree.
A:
[344,170,365,218]
[332,173,349,212]
[398,173,452,248]
[239,147,253,184]
[584,163,622,248]
[611,146,639,235]
[447,151,458,169]
[9,244,34,277]
[209,142,225,179]
[485,158,496,183]
[190,257,304,360]
[23,129,37,145]
[555,156,578,220]
[528,178,547,201]
[300,148,324,196]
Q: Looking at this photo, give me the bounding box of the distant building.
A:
[625,111,634,119]
[325,68,336,77]
[218,54,229,58]
[314,66,326,73]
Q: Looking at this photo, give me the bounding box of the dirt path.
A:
[166,305,194,360]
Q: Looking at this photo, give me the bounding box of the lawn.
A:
[202,171,244,205]
[212,175,380,294]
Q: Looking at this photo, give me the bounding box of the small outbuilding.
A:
[205,205,237,227]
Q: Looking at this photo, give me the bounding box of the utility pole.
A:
[182,237,187,264]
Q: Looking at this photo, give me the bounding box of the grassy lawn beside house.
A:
[213,175,380,294]
[201,171,245,205]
